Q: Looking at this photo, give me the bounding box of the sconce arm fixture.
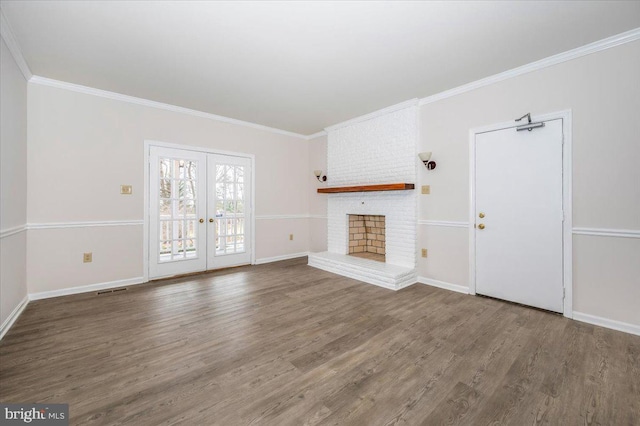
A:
[418,152,436,170]
[314,170,327,182]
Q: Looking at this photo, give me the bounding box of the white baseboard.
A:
[418,276,469,294]
[573,311,640,336]
[396,279,418,290]
[0,295,29,341]
[29,276,146,301]
[254,252,309,265]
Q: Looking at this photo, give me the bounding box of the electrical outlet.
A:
[83,252,93,263]
[120,185,132,195]
[421,185,430,195]
[289,234,294,241]
[421,248,428,258]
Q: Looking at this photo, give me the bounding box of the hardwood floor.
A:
[1,257,638,425]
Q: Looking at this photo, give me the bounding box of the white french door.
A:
[208,154,252,268]
[149,146,252,279]
[474,118,564,313]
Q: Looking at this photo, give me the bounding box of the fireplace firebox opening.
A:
[348,214,385,262]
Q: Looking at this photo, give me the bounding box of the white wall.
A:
[9,28,640,334]
[26,83,312,294]
[418,40,640,326]
[308,134,328,253]
[0,37,28,327]
[306,40,639,328]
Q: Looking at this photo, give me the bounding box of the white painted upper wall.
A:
[308,134,328,253]
[1,38,27,230]
[419,40,640,230]
[27,84,310,223]
[0,37,28,328]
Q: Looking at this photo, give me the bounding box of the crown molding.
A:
[5,6,638,140]
[0,8,32,81]
[419,27,640,106]
[28,76,310,140]
[324,98,419,133]
[306,130,328,140]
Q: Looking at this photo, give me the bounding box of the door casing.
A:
[468,110,573,318]
[143,140,256,282]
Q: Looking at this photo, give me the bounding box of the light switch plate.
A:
[121,185,133,195]
[289,234,294,240]
[421,248,428,258]
[83,252,93,263]
[421,185,430,194]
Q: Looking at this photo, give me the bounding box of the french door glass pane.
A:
[158,156,200,262]
[215,164,246,255]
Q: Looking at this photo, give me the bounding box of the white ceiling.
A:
[2,1,640,135]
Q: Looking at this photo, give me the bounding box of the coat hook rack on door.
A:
[515,113,545,132]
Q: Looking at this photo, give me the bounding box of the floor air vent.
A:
[96,287,128,295]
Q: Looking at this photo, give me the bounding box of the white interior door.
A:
[208,154,252,269]
[149,147,208,279]
[474,119,564,312]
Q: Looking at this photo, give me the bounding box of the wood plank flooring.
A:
[1,257,638,425]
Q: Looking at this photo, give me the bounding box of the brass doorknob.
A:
[199,218,204,223]
[478,223,485,230]
[479,212,485,218]
[209,218,214,223]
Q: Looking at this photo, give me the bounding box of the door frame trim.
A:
[468,110,573,318]
[143,140,256,283]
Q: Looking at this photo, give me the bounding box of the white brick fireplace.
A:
[308,101,418,290]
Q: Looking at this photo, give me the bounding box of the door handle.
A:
[199,218,204,223]
[478,223,485,230]
[209,218,214,223]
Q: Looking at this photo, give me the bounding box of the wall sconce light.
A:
[419,152,436,170]
[314,170,327,182]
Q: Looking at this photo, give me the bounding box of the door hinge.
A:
[563,288,565,299]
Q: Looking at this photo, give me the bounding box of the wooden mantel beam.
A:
[317,183,415,193]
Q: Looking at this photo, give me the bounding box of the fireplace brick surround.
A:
[308,102,418,290]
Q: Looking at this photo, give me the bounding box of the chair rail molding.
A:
[27,220,144,230]
[0,224,27,239]
[418,220,469,228]
[572,227,640,239]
